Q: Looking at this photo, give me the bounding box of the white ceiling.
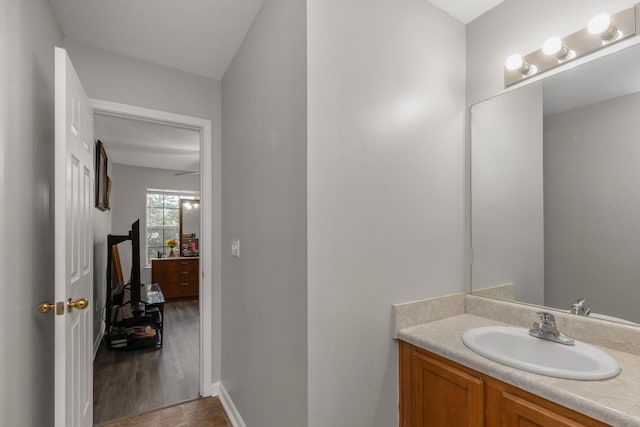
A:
[50,0,266,80]
[94,114,201,172]
[427,0,504,24]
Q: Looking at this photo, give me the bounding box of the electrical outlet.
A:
[231,239,240,257]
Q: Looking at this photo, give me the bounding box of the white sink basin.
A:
[462,326,620,380]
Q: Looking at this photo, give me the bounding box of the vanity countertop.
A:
[398,312,640,426]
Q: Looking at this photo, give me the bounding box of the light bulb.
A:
[542,37,572,60]
[588,14,611,35]
[588,13,620,42]
[543,37,562,55]
[505,54,524,71]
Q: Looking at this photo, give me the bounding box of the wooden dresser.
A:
[151,257,199,300]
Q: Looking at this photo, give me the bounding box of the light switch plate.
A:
[231,239,240,257]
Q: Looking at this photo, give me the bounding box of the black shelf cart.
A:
[105,231,165,350]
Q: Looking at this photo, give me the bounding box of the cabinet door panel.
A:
[502,392,585,427]
[410,349,484,426]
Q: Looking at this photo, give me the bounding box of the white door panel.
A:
[55,47,93,427]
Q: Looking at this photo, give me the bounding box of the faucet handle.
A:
[536,311,556,326]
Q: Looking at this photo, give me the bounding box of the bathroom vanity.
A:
[400,341,606,426]
[395,294,640,426]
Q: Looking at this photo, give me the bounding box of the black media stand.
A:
[107,285,165,350]
[105,224,165,351]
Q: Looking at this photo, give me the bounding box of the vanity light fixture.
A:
[588,13,621,42]
[504,5,637,87]
[542,37,574,61]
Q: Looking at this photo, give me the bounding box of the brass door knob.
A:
[38,301,55,313]
[67,298,89,312]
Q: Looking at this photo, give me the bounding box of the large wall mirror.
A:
[179,198,200,257]
[471,42,640,326]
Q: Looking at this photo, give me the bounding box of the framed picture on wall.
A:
[106,176,112,210]
[95,140,108,211]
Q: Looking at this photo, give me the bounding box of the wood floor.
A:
[94,299,200,425]
[98,397,231,427]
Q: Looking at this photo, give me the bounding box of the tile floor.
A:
[98,397,231,427]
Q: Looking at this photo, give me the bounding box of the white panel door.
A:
[54,46,94,427]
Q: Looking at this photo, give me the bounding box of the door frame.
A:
[91,98,221,397]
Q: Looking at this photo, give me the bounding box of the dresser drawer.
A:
[152,269,199,283]
[159,280,199,299]
[152,258,199,273]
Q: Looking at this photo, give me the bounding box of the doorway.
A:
[89,100,218,424]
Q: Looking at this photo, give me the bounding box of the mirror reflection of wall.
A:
[544,90,640,323]
[180,198,200,257]
[471,83,544,306]
[471,42,640,325]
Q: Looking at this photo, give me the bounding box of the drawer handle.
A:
[180,271,189,274]
[179,282,189,286]
[180,261,189,265]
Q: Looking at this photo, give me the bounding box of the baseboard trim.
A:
[211,381,220,397]
[93,321,106,361]
[216,382,246,427]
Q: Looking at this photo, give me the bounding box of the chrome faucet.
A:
[529,312,575,346]
[570,298,591,316]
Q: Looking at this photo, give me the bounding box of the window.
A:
[146,189,198,266]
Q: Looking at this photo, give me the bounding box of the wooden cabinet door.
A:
[400,342,484,427]
[502,392,586,427]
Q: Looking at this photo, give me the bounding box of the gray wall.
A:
[307,0,466,425]
[544,92,640,322]
[220,0,308,426]
[0,0,63,424]
[64,39,221,121]
[471,83,544,305]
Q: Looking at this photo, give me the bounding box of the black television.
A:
[106,219,143,327]
[130,219,141,304]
